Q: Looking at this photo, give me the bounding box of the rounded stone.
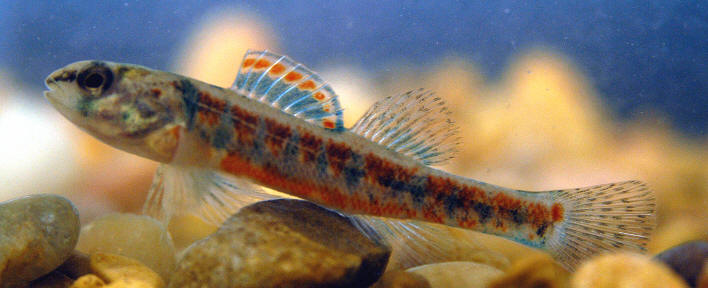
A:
[89,252,164,288]
[370,270,431,288]
[407,261,504,288]
[572,253,689,288]
[0,194,80,287]
[169,199,391,288]
[654,240,708,287]
[488,254,569,288]
[76,213,176,281]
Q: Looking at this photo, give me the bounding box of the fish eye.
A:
[84,73,104,88]
[78,63,113,93]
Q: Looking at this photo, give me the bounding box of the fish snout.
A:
[45,68,77,89]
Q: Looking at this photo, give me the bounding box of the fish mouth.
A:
[44,80,64,109]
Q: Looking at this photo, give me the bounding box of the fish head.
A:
[45,61,180,162]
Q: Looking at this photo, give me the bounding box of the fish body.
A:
[45,51,656,269]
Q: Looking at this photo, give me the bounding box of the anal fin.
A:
[350,215,509,270]
[143,164,279,226]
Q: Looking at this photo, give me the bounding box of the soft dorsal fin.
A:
[350,89,461,165]
[232,50,344,131]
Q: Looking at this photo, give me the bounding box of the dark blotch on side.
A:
[299,132,322,163]
[473,202,492,223]
[536,222,549,237]
[175,79,199,129]
[342,153,365,188]
[264,118,292,156]
[443,193,459,217]
[326,141,352,176]
[230,105,259,145]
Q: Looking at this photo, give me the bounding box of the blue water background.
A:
[1,1,705,136]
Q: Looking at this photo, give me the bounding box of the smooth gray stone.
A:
[0,194,80,287]
[654,240,708,288]
[169,199,391,288]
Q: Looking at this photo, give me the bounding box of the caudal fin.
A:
[545,180,656,270]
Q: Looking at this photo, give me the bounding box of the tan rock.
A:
[168,199,391,288]
[407,261,504,288]
[76,214,175,280]
[489,253,569,288]
[370,270,431,288]
[90,253,164,288]
[165,214,217,252]
[103,279,153,288]
[70,274,105,288]
[0,194,80,287]
[571,253,688,288]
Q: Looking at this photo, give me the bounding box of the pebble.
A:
[70,274,105,288]
[699,261,708,288]
[488,254,569,288]
[29,270,73,288]
[57,251,92,279]
[76,213,176,281]
[88,252,164,288]
[169,199,391,288]
[571,252,689,288]
[407,261,504,288]
[655,240,708,287]
[370,270,431,288]
[0,194,80,287]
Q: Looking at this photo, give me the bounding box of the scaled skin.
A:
[45,60,562,248]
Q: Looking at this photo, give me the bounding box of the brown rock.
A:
[57,251,91,279]
[169,199,391,288]
[655,240,708,287]
[571,253,689,288]
[407,261,504,288]
[89,253,164,288]
[0,194,80,287]
[488,254,569,288]
[698,261,708,288]
[70,274,105,288]
[370,270,431,288]
[76,214,176,281]
[29,270,73,288]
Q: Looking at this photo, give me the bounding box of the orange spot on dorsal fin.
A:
[242,58,255,68]
[254,59,271,69]
[298,80,316,90]
[269,63,286,75]
[285,71,303,82]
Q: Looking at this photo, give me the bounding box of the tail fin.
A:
[545,180,656,270]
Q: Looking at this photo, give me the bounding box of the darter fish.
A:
[44,50,656,270]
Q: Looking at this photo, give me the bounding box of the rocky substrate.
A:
[0,194,705,287]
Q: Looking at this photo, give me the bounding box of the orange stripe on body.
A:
[219,152,417,219]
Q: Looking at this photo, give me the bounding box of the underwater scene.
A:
[0,1,706,287]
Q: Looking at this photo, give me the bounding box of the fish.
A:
[44,50,656,270]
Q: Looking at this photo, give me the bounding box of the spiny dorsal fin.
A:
[231,50,344,131]
[350,89,461,165]
[143,164,278,226]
